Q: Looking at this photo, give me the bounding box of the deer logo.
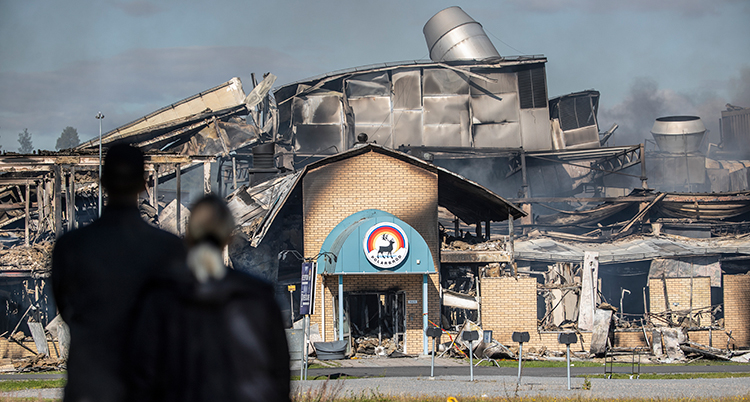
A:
[363,222,409,269]
[377,234,396,258]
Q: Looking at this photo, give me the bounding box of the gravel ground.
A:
[4,376,750,400]
[293,375,750,399]
[0,388,63,399]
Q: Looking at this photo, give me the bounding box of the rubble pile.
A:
[0,241,53,275]
[13,354,63,372]
[442,236,506,251]
[353,337,399,357]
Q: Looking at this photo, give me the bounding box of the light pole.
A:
[95,112,104,217]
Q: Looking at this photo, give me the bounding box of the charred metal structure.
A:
[2,6,750,366]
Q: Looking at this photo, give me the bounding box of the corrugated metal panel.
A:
[292,94,342,125]
[473,122,522,148]
[346,71,391,98]
[514,235,750,264]
[470,93,519,124]
[392,69,422,110]
[519,109,552,151]
[423,68,470,95]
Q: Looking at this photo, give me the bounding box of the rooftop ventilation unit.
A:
[651,116,706,154]
[423,6,500,62]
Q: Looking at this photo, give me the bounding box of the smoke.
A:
[728,66,750,107]
[599,77,727,148]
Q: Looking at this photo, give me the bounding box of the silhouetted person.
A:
[129,194,291,402]
[52,144,187,402]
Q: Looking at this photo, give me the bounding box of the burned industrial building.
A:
[2,5,750,369]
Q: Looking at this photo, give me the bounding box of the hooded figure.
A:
[129,194,291,402]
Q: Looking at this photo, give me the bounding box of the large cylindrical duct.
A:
[651,116,706,154]
[423,6,501,62]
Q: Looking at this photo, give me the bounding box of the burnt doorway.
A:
[346,291,406,354]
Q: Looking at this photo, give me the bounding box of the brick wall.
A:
[480,276,593,352]
[311,273,440,354]
[0,339,62,366]
[724,274,750,348]
[482,276,537,345]
[303,150,440,354]
[649,277,711,326]
[303,151,439,270]
[613,329,728,350]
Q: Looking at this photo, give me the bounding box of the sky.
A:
[0,0,749,152]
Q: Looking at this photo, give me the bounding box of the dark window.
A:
[517,66,547,109]
[559,96,597,131]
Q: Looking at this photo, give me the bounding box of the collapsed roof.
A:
[227,144,526,247]
[77,75,277,156]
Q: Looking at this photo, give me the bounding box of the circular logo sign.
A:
[363,222,409,269]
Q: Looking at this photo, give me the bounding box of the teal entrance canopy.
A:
[317,209,435,275]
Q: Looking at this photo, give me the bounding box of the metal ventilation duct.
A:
[423,6,500,62]
[651,116,706,154]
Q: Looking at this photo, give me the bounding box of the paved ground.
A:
[296,355,750,379]
[3,357,750,400]
[293,375,750,399]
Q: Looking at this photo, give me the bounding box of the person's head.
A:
[186,194,235,283]
[186,194,235,249]
[102,144,146,204]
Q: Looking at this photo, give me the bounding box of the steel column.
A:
[338,275,344,341]
[423,274,428,355]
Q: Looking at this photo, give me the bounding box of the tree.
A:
[56,126,80,150]
[18,129,33,154]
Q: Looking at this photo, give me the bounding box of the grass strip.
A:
[474,359,611,368]
[585,372,750,380]
[0,379,65,393]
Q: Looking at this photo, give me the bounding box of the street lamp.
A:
[95,112,104,217]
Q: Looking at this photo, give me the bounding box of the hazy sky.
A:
[1,0,748,151]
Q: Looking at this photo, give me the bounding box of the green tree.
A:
[56,126,80,150]
[18,128,33,154]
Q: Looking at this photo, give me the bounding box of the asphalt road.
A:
[3,362,750,382]
[306,363,750,379]
[3,364,750,400]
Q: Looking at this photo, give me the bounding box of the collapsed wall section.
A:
[648,277,712,326]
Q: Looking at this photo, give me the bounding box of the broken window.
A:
[441,265,478,328]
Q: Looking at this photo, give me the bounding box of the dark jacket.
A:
[128,270,291,402]
[51,205,187,402]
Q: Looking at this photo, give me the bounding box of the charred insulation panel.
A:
[274,58,555,155]
[549,90,601,149]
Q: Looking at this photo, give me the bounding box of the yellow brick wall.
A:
[0,339,63,364]
[303,151,439,270]
[724,274,750,348]
[311,273,440,354]
[480,276,593,352]
[481,276,537,345]
[303,150,440,355]
[688,329,729,349]
[648,277,711,326]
